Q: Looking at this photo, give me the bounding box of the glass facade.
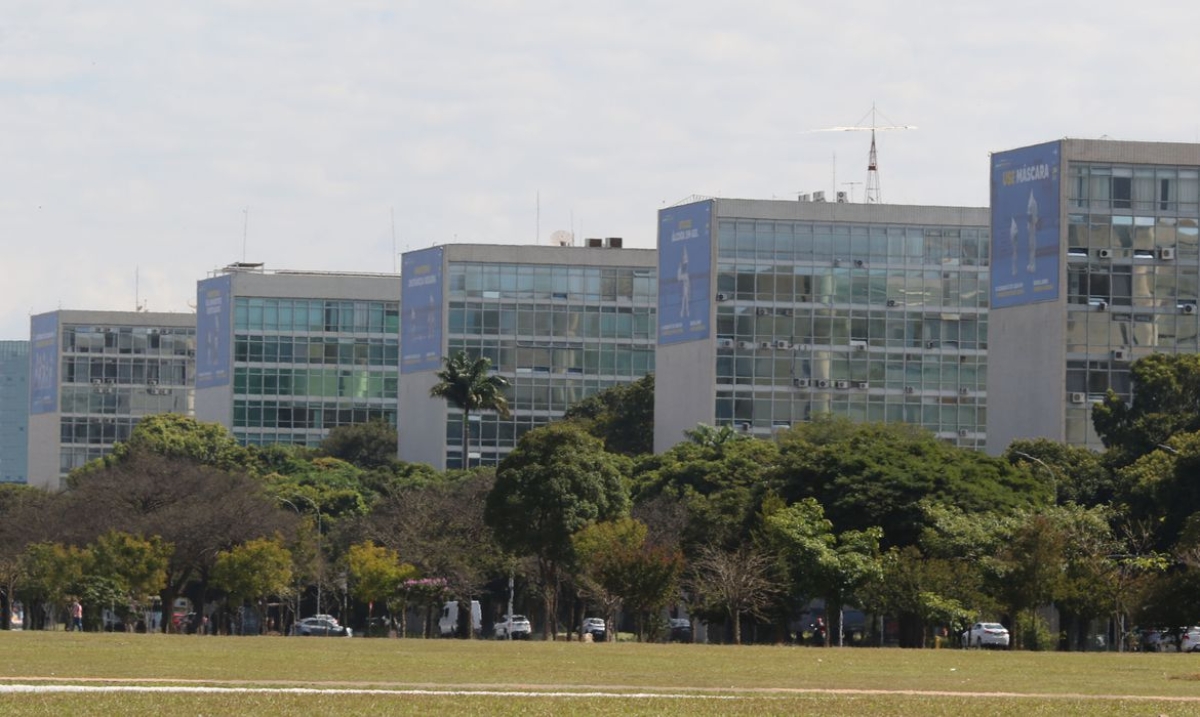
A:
[0,341,29,483]
[713,216,989,447]
[1064,162,1200,446]
[57,323,195,473]
[231,297,399,446]
[444,261,656,468]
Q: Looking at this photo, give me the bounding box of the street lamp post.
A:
[279,496,322,618]
[1014,451,1058,504]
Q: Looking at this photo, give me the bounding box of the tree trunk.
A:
[733,610,742,645]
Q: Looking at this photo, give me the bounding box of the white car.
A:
[494,614,532,639]
[291,615,352,637]
[962,622,1009,649]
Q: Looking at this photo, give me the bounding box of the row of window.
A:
[61,357,191,385]
[63,326,194,356]
[232,402,394,431]
[1066,311,1200,351]
[718,221,991,265]
[448,303,655,339]
[717,266,989,308]
[1067,214,1199,251]
[59,386,192,416]
[60,445,109,474]
[60,416,137,445]
[716,311,988,350]
[715,397,984,436]
[716,355,985,388]
[448,264,656,302]
[234,336,400,366]
[1068,165,1200,214]
[234,298,401,334]
[446,339,654,377]
[232,367,398,399]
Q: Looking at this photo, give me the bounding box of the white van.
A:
[438,600,481,637]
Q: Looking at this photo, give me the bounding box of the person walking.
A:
[70,599,83,632]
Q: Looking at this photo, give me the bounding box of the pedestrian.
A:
[70,599,83,632]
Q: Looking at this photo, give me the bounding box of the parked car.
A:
[580,617,607,641]
[494,614,532,639]
[1179,627,1200,652]
[438,600,482,638]
[668,617,692,643]
[291,615,352,637]
[1142,626,1200,652]
[962,622,1010,648]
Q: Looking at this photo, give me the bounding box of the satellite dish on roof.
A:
[550,230,574,247]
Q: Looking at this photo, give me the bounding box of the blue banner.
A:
[991,141,1061,309]
[401,247,444,373]
[196,275,232,389]
[658,201,713,345]
[29,313,58,415]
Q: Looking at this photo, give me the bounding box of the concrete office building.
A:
[0,341,30,484]
[194,264,400,447]
[655,198,990,454]
[25,310,196,489]
[398,242,656,470]
[987,139,1200,452]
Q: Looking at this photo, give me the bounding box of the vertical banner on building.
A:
[196,274,233,389]
[658,200,713,345]
[401,246,444,373]
[991,141,1062,309]
[29,312,58,415]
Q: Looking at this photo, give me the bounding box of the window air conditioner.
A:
[793,378,810,388]
[957,429,970,438]
[1070,392,1086,404]
[716,293,730,302]
[886,299,898,307]
[816,379,830,389]
[959,387,970,396]
[856,381,870,389]
[834,380,850,389]
[1181,304,1197,315]
[1112,349,1128,361]
[853,259,865,268]
[926,340,938,349]
[738,341,756,350]
[758,341,773,350]
[1095,301,1108,311]
[1097,248,1113,259]
[756,308,770,316]
[774,340,791,350]
[904,386,916,394]
[1160,247,1176,260]
[716,338,734,348]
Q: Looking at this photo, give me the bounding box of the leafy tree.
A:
[319,420,399,471]
[685,545,777,645]
[18,542,84,629]
[212,536,294,633]
[1004,438,1114,507]
[347,541,417,622]
[429,351,511,469]
[1093,353,1200,464]
[85,531,172,626]
[486,423,630,638]
[868,546,976,648]
[563,374,654,456]
[85,413,252,478]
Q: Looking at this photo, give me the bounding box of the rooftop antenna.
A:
[841,181,863,203]
[809,103,916,204]
[135,267,147,312]
[242,207,250,262]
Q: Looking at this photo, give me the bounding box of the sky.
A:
[4,1,1200,340]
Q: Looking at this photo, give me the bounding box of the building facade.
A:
[987,139,1200,452]
[193,265,401,447]
[25,311,196,489]
[0,340,30,484]
[655,198,990,454]
[398,243,656,470]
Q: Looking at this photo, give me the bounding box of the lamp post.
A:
[279,496,322,617]
[1014,451,1058,504]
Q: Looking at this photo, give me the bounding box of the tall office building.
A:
[398,243,656,470]
[655,198,990,454]
[0,340,30,484]
[987,139,1200,452]
[193,264,400,447]
[25,310,196,489]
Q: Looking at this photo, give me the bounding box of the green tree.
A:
[319,420,399,471]
[1004,438,1114,507]
[429,351,511,470]
[1092,353,1200,464]
[86,413,253,478]
[18,542,84,629]
[212,537,294,633]
[486,423,630,638]
[563,374,654,456]
[347,541,417,625]
[85,531,172,626]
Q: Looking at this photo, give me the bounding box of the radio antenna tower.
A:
[810,104,916,204]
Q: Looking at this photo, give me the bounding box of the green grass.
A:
[3,632,1200,715]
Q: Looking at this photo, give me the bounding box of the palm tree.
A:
[429,351,511,469]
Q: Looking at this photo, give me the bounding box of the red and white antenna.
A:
[809,104,916,204]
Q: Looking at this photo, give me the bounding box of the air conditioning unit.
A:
[850,339,867,351]
[1112,349,1128,361]
[1095,301,1108,311]
[853,259,865,268]
[715,293,730,302]
[91,378,102,385]
[856,381,870,389]
[815,379,830,389]
[1181,303,1197,315]
[959,387,970,396]
[926,340,938,349]
[1097,248,1113,259]
[836,191,848,203]
[716,338,735,348]
[793,378,810,388]
[904,386,916,394]
[834,380,850,389]
[148,379,158,386]
[739,422,751,432]
[774,340,791,350]
[957,429,970,438]
[886,299,898,308]
[1160,247,1176,260]
[1070,392,1087,404]
[758,341,773,350]
[737,341,756,350]
[756,308,770,316]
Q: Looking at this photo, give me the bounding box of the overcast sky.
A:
[4,1,1199,339]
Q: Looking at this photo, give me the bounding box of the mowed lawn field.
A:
[3,632,1200,716]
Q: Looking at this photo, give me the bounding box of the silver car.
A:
[962,622,1009,649]
[494,614,532,639]
[291,615,352,637]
